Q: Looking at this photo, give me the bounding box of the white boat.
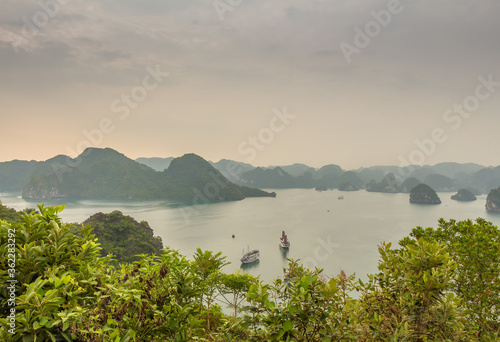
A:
[241,247,259,264]
[280,230,290,249]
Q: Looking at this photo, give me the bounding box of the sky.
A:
[0,0,499,169]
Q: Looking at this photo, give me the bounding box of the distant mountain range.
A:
[154,158,499,195]
[0,148,275,202]
[1,150,499,200]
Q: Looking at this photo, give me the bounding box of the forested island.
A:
[409,183,442,204]
[451,189,477,202]
[18,148,275,202]
[1,150,499,202]
[1,203,500,341]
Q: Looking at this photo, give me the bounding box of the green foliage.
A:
[0,200,22,224]
[0,204,103,341]
[0,205,258,341]
[1,207,498,341]
[243,261,357,341]
[401,218,500,340]
[82,211,163,264]
[357,239,468,341]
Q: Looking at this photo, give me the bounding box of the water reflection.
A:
[240,259,260,271]
[280,246,289,261]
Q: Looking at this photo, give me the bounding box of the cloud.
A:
[1,0,499,167]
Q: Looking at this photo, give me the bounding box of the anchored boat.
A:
[241,247,259,264]
[279,230,290,249]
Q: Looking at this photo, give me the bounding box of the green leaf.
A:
[283,320,294,331]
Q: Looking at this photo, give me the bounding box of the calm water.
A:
[2,189,499,282]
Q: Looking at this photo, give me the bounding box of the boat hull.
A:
[279,242,290,249]
[240,250,260,264]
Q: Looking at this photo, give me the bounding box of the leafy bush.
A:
[1,206,498,341]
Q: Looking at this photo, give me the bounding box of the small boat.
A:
[279,230,290,249]
[241,247,259,264]
[338,196,344,200]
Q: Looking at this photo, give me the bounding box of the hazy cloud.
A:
[1,0,499,168]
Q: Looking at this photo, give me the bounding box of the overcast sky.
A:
[1,0,499,169]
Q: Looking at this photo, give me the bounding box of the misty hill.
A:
[313,164,344,187]
[430,162,485,179]
[211,159,255,183]
[408,167,436,182]
[366,173,399,193]
[160,153,275,200]
[238,164,356,190]
[3,152,499,196]
[338,182,358,191]
[337,171,364,190]
[356,168,386,184]
[423,174,457,192]
[277,163,317,177]
[21,148,275,202]
[400,177,421,193]
[0,160,39,192]
[464,166,500,194]
[0,155,75,192]
[239,167,306,189]
[23,148,161,199]
[315,164,343,178]
[135,157,174,171]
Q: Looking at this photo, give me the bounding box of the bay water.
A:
[2,189,499,282]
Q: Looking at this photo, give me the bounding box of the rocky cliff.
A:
[486,186,500,212]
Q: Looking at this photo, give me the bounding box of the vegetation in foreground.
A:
[1,204,500,341]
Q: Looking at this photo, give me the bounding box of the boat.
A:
[338,196,344,200]
[241,247,259,264]
[279,230,290,249]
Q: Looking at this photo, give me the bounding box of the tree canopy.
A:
[1,205,499,341]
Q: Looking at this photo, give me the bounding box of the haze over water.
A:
[2,189,499,282]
